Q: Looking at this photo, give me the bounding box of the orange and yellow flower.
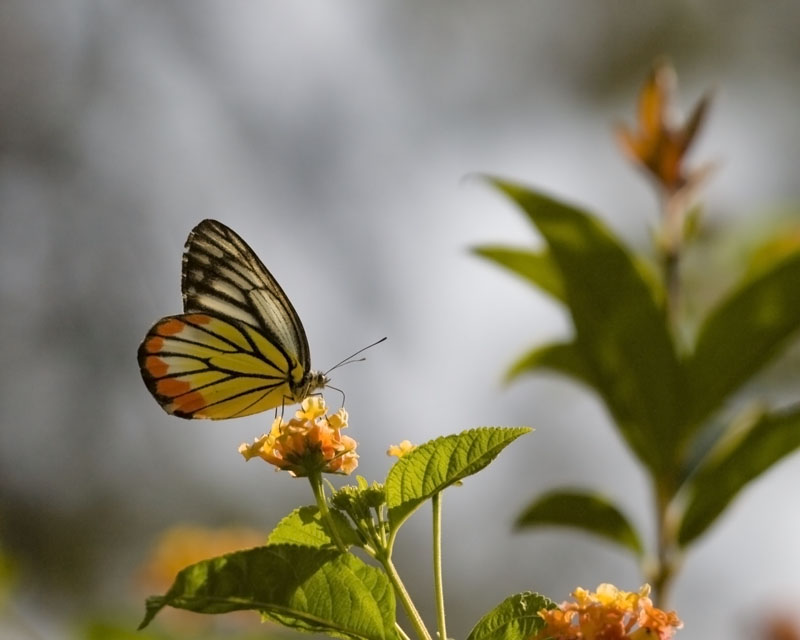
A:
[533,583,682,640]
[239,397,358,477]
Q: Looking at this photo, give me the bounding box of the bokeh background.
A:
[2,2,800,638]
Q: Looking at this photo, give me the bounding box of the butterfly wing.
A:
[181,219,310,370]
[138,312,309,419]
[138,219,319,420]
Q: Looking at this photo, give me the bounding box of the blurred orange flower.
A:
[616,60,711,196]
[239,397,358,477]
[138,525,265,631]
[140,525,264,589]
[533,583,682,640]
[760,612,800,640]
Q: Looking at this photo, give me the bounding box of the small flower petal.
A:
[328,408,349,430]
[296,396,327,421]
[387,440,416,458]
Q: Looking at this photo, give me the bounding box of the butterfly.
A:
[138,219,329,419]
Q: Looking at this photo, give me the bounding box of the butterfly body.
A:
[138,219,327,419]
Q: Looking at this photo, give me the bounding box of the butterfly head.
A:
[291,369,330,404]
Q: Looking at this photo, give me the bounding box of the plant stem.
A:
[651,478,681,607]
[661,189,684,323]
[395,622,413,640]
[432,493,447,640]
[663,246,680,323]
[365,509,384,551]
[309,471,346,552]
[380,555,433,640]
[651,187,692,607]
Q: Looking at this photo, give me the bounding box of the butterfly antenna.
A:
[325,337,387,375]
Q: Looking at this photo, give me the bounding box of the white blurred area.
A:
[1,2,800,638]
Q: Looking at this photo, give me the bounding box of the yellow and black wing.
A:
[181,219,310,368]
[138,219,325,420]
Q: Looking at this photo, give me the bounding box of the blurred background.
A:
[2,2,800,638]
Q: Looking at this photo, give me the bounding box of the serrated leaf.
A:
[473,246,566,302]
[516,489,644,557]
[678,404,800,546]
[466,592,555,640]
[139,545,396,640]
[506,340,594,389]
[686,251,800,428]
[268,506,362,548]
[386,427,531,529]
[489,177,685,475]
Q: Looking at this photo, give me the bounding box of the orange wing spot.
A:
[158,318,186,336]
[175,392,207,414]
[145,336,164,353]
[157,378,192,398]
[146,356,169,377]
[185,314,211,325]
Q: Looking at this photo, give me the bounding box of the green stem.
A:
[365,510,384,551]
[309,471,346,552]
[651,188,690,606]
[395,622,413,640]
[650,478,683,608]
[380,554,433,640]
[432,493,447,640]
[660,189,684,324]
[663,245,680,323]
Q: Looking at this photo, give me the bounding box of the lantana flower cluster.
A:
[239,397,358,477]
[533,583,682,640]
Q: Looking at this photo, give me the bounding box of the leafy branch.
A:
[475,61,800,607]
[140,427,547,640]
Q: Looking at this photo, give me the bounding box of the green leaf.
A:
[473,246,566,302]
[139,545,396,640]
[686,251,800,428]
[506,340,594,388]
[466,592,555,640]
[678,404,800,546]
[268,506,362,548]
[489,177,685,475]
[515,489,644,557]
[386,427,532,530]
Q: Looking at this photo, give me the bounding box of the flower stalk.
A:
[432,493,447,640]
[617,60,713,607]
[309,471,347,552]
[379,552,433,640]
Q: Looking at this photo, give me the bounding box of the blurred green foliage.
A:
[477,175,800,602]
